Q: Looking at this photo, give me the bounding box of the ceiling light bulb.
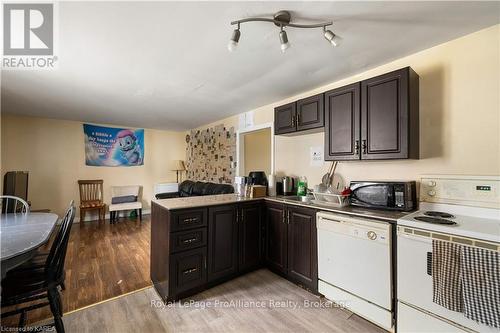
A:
[279,30,290,53]
[323,30,339,47]
[227,29,241,52]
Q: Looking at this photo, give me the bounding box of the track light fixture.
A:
[279,26,290,53]
[323,27,340,47]
[227,23,241,52]
[228,10,338,53]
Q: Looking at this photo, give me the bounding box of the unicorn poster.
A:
[83,124,144,166]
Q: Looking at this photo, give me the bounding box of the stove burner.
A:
[414,216,457,225]
[424,211,455,219]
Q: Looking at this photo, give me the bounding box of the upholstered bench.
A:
[109,185,142,223]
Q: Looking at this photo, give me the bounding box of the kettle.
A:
[282,176,295,196]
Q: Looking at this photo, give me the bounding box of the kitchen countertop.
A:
[152,194,262,210]
[265,196,409,222]
[152,194,410,222]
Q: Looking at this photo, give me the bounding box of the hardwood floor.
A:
[60,269,386,332]
[2,215,151,326]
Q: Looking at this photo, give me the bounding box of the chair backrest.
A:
[111,185,141,199]
[78,180,104,205]
[45,201,75,284]
[0,195,30,214]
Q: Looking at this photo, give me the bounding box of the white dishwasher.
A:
[317,212,393,331]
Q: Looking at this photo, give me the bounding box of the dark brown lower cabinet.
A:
[287,205,317,291]
[208,205,238,282]
[265,202,287,274]
[239,203,262,272]
[170,247,207,294]
[151,200,316,301]
[264,202,318,292]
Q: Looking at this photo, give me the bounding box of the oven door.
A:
[397,231,498,333]
[351,183,394,209]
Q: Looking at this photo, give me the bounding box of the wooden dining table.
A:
[0,213,59,279]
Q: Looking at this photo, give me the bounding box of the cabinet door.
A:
[361,67,410,159]
[207,205,238,282]
[170,247,207,294]
[296,93,324,131]
[274,102,297,135]
[287,205,317,291]
[238,203,262,272]
[324,83,361,161]
[264,202,287,274]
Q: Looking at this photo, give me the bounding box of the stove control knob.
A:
[428,190,436,196]
[367,231,377,240]
[428,181,436,187]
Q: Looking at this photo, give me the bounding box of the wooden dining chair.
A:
[77,180,105,222]
[1,195,30,214]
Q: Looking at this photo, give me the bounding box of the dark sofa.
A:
[155,180,234,199]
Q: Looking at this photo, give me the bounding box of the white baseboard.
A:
[75,209,151,223]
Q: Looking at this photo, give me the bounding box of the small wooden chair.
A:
[77,180,105,222]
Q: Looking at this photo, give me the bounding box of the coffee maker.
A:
[248,171,268,188]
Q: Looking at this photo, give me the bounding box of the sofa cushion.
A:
[172,180,235,197]
[111,195,137,204]
[179,180,195,197]
[212,184,235,195]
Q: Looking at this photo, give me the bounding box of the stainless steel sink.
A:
[283,196,312,203]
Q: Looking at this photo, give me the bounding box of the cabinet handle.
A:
[291,115,296,127]
[355,140,359,155]
[183,217,198,223]
[183,267,198,274]
[296,113,300,125]
[287,210,290,224]
[182,237,198,244]
[362,140,367,154]
[282,210,286,224]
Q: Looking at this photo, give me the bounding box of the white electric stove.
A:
[397,175,500,333]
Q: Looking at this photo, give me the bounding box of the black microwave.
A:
[349,181,416,211]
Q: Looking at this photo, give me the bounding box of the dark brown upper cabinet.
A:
[324,83,361,161]
[274,102,297,135]
[361,67,419,159]
[325,67,419,161]
[275,93,324,135]
[296,94,324,131]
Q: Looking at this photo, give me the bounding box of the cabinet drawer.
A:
[171,228,207,253]
[170,247,207,294]
[171,208,207,231]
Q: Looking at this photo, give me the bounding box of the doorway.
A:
[236,123,274,178]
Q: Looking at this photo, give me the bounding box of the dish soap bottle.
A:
[297,176,308,197]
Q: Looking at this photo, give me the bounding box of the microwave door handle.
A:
[387,185,395,207]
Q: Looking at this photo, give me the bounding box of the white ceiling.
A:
[2,1,499,131]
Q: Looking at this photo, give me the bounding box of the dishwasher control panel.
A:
[317,212,391,245]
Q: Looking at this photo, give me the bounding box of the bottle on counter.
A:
[297,176,308,197]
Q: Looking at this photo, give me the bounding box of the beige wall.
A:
[1,115,186,219]
[196,24,500,189]
[244,128,271,176]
